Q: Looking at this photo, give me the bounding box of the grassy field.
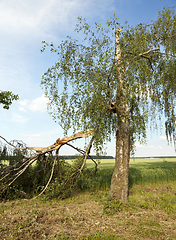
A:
[0,158,176,239]
[83,158,176,189]
[85,157,176,168]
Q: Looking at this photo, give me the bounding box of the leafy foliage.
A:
[0,91,19,109]
[41,7,176,153]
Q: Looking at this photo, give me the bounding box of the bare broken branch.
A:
[0,130,95,199]
[26,130,94,153]
[34,149,59,198]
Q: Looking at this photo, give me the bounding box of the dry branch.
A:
[26,130,94,152]
[0,130,95,199]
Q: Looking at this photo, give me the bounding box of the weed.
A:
[85,233,122,239]
[0,182,176,239]
[101,196,122,215]
[140,204,149,209]
[1,158,176,200]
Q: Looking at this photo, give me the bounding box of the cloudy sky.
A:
[0,0,176,157]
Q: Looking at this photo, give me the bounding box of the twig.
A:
[0,136,27,154]
[66,142,97,172]
[33,149,59,198]
[7,156,39,188]
[79,136,94,172]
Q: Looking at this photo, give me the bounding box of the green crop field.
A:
[84,157,176,188]
[86,157,176,167]
[1,157,176,191]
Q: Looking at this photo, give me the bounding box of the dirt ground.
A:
[0,183,176,239]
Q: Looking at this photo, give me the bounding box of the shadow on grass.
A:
[130,161,176,185]
[78,161,176,192]
[1,160,176,200]
[77,168,114,191]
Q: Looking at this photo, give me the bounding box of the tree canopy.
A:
[0,91,19,109]
[41,7,176,153]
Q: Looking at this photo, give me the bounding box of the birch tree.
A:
[41,7,176,202]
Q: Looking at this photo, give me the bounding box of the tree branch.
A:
[0,130,95,198]
[138,33,176,57]
[126,33,176,65]
[33,149,59,198]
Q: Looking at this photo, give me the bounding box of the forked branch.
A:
[0,130,95,198]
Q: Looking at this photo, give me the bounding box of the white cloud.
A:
[12,113,29,123]
[19,94,49,113]
[19,99,28,107]
[19,99,28,112]
[0,0,116,96]
[28,94,49,112]
[0,0,108,40]
[159,136,167,141]
[19,107,27,112]
[135,143,158,149]
[0,0,59,37]
[22,133,42,138]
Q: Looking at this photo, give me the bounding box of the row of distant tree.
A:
[0,143,24,163]
[0,144,11,160]
[59,155,114,159]
[0,143,114,161]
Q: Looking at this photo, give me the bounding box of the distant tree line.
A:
[60,155,114,160]
[134,156,176,159]
[0,142,24,163]
[0,142,114,161]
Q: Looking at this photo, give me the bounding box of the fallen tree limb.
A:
[0,130,95,199]
[26,130,94,153]
[66,142,98,173]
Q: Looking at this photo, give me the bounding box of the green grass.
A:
[130,158,176,186]
[0,158,176,239]
[1,157,176,199]
[0,181,176,239]
[84,158,176,189]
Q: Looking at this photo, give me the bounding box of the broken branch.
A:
[0,130,95,199]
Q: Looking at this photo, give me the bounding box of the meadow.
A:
[0,157,176,239]
[78,157,176,191]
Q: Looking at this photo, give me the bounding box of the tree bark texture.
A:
[110,110,130,203]
[109,28,130,203]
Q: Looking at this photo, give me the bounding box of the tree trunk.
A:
[110,113,130,203]
[109,28,130,203]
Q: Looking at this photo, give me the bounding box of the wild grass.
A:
[0,158,176,239]
[1,158,176,200]
[84,158,176,190]
[0,181,175,239]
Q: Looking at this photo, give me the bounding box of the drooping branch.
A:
[66,142,98,173]
[33,149,59,199]
[6,155,39,189]
[60,135,95,193]
[79,135,94,172]
[127,33,176,60]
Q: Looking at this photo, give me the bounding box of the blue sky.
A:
[0,0,176,157]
